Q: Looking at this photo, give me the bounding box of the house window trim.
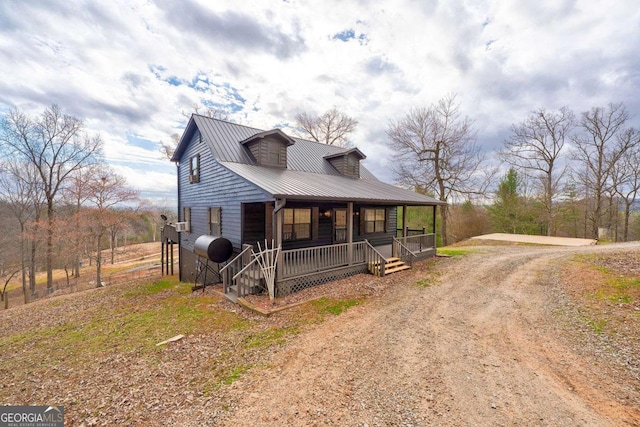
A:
[362,207,386,234]
[283,208,312,242]
[209,207,221,236]
[189,154,200,183]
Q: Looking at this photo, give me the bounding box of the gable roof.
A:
[239,129,295,146]
[323,147,366,160]
[172,114,444,206]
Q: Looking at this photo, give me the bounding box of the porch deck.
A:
[222,233,436,301]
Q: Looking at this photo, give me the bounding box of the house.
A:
[167,114,444,302]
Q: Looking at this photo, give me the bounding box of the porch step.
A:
[385,264,411,274]
[369,257,411,276]
[224,285,238,304]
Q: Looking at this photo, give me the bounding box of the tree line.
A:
[0,105,155,305]
[386,95,640,244]
[286,96,640,245]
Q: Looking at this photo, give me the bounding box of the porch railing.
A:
[225,236,434,297]
[396,227,426,238]
[392,237,417,267]
[399,233,435,253]
[220,245,253,294]
[280,242,367,279]
[363,240,387,276]
[232,256,264,297]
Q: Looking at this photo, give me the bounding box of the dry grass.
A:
[0,272,377,425]
[559,250,640,385]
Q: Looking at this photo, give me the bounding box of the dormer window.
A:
[324,148,366,178]
[239,129,295,169]
[268,140,281,164]
[347,156,357,174]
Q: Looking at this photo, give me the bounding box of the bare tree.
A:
[0,159,45,300]
[64,165,100,277]
[160,133,181,161]
[0,105,102,292]
[501,107,574,235]
[387,94,487,246]
[571,103,638,239]
[82,166,138,287]
[610,129,640,241]
[295,107,358,148]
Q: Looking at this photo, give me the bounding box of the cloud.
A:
[0,0,638,209]
[155,0,306,59]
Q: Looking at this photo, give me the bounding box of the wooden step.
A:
[368,257,411,276]
[385,264,411,274]
[385,260,406,269]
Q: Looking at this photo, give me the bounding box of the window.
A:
[189,154,200,183]
[363,208,385,234]
[283,208,311,241]
[347,156,357,174]
[182,207,191,232]
[268,141,281,164]
[209,207,221,236]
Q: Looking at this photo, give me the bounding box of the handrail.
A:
[232,255,263,297]
[365,240,386,259]
[221,245,253,294]
[220,245,252,274]
[393,237,417,267]
[363,240,387,277]
[393,237,417,257]
[232,256,261,281]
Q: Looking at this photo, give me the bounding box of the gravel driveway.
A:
[206,243,640,427]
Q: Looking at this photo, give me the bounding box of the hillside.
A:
[1,241,639,425]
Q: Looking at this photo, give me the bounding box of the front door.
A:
[333,209,347,243]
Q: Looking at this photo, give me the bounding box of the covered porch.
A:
[222,198,440,302]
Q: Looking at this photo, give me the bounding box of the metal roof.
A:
[172,114,443,206]
[220,162,444,206]
[173,115,378,179]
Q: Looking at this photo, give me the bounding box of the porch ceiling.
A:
[220,161,445,206]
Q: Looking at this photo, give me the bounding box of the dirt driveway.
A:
[207,243,640,427]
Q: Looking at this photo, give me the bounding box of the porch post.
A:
[403,204,408,240]
[396,204,408,258]
[432,205,437,244]
[347,202,353,264]
[273,198,286,281]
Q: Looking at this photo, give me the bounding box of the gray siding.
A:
[178,129,271,257]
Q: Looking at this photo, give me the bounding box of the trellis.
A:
[253,240,281,301]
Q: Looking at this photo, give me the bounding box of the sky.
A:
[1,0,639,207]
